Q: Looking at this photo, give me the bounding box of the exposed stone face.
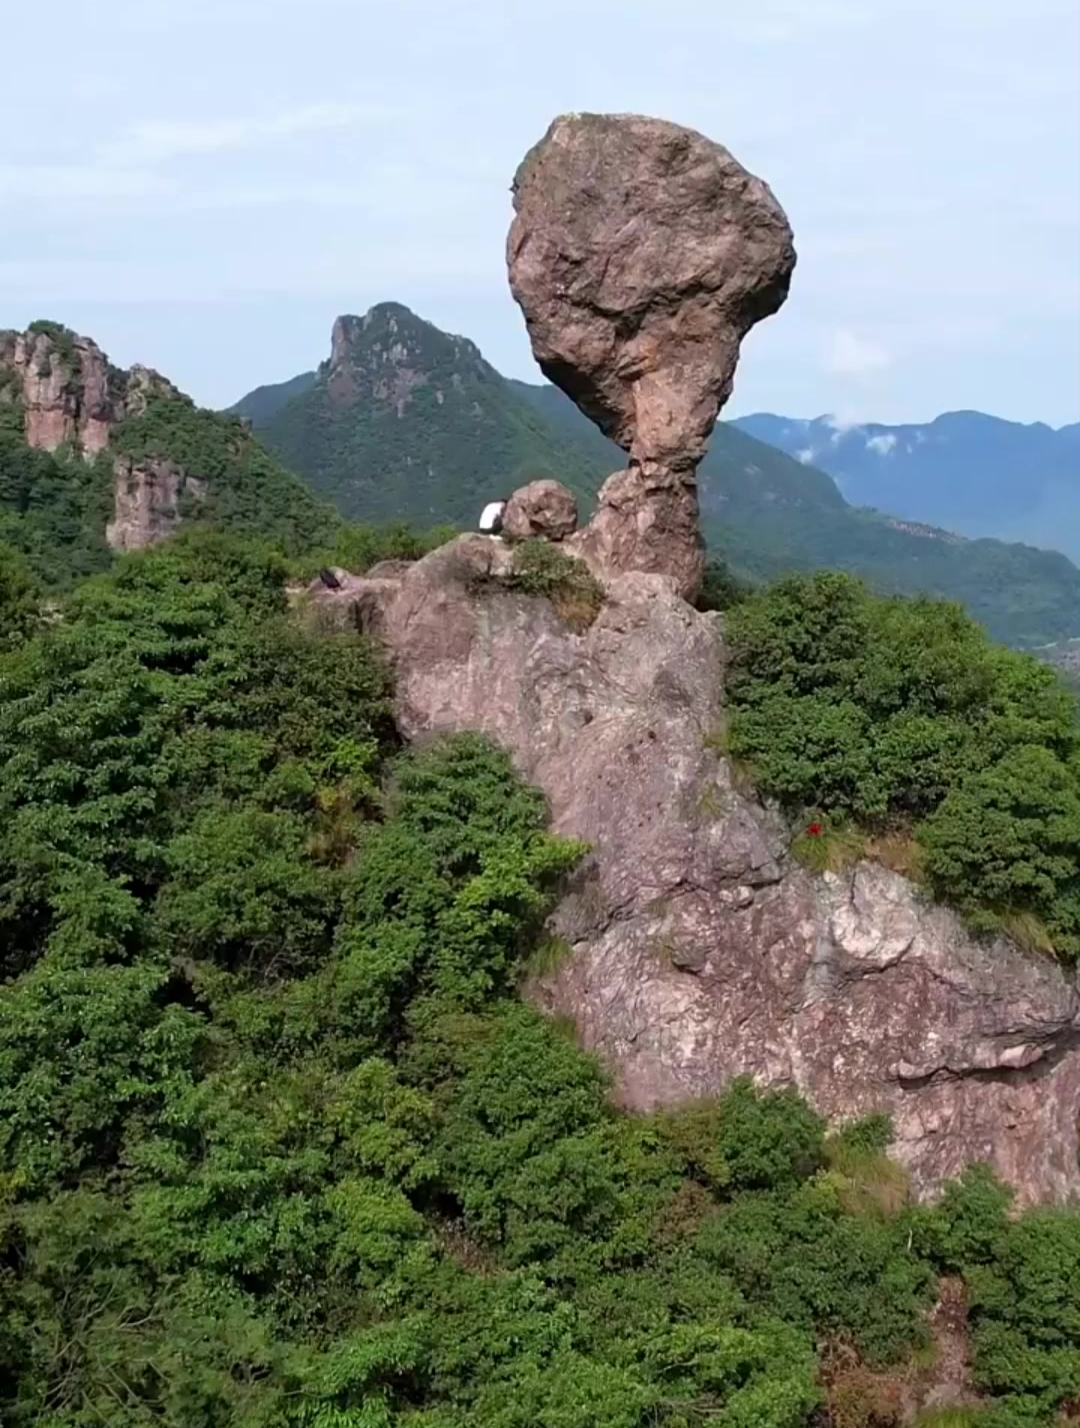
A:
[1,325,198,553]
[566,466,704,601]
[508,114,796,598]
[502,479,578,541]
[106,458,206,553]
[4,329,120,453]
[325,303,485,418]
[306,538,1080,1205]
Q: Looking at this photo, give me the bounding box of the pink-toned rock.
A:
[309,537,1080,1205]
[0,326,178,460]
[502,479,578,541]
[106,458,206,553]
[567,466,702,600]
[7,328,119,453]
[508,114,795,599]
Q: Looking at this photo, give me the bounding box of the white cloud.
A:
[99,102,379,165]
[866,433,898,455]
[825,329,891,378]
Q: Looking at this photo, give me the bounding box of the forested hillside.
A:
[722,572,1080,959]
[517,382,1080,650]
[234,304,602,525]
[0,322,337,589]
[1,533,1078,1426]
[231,307,1080,649]
[733,411,1080,562]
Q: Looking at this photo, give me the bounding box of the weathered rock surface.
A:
[502,479,578,541]
[508,113,796,598]
[566,466,703,608]
[0,324,207,555]
[1,328,120,454]
[106,458,206,553]
[306,534,1080,1205]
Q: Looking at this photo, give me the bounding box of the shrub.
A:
[504,538,604,630]
[725,572,1080,958]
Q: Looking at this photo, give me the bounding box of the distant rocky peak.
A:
[323,302,487,413]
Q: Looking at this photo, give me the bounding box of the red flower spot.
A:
[807,823,824,837]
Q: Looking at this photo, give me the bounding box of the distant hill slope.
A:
[733,410,1080,562]
[232,303,603,526]
[0,320,336,587]
[513,380,1080,649]
[231,303,1080,649]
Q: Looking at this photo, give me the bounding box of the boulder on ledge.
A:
[502,479,579,541]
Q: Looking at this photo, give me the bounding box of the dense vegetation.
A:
[0,360,117,586]
[0,324,339,591]
[1,535,1077,1426]
[237,304,602,528]
[111,389,339,555]
[725,572,1080,958]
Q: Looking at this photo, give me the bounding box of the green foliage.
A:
[0,343,342,592]
[112,388,339,555]
[658,1078,826,1194]
[0,435,115,586]
[514,377,1080,649]
[1,534,1077,1426]
[500,538,604,629]
[726,572,1080,956]
[294,519,459,581]
[0,543,42,650]
[243,304,602,528]
[917,1166,1080,1422]
[696,556,751,612]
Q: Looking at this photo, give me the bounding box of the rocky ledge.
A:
[303,533,1080,1205]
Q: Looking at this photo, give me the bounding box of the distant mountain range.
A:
[231,303,1080,649]
[732,411,1080,562]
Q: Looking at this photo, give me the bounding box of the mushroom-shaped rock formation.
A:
[502,479,578,541]
[508,113,796,599]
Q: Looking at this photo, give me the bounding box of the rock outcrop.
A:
[304,536,1080,1205]
[106,459,206,553]
[502,479,578,541]
[0,327,121,454]
[508,114,796,598]
[0,323,208,555]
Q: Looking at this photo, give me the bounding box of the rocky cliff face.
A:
[293,113,1079,1205]
[0,323,200,553]
[304,537,1080,1205]
[325,304,486,416]
[106,459,206,553]
[1,326,124,454]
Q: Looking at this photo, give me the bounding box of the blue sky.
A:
[1,0,1078,425]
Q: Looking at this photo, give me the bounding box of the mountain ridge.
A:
[229,301,1080,648]
[231,302,603,526]
[733,408,1080,561]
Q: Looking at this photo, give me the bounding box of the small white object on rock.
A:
[478,500,507,535]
